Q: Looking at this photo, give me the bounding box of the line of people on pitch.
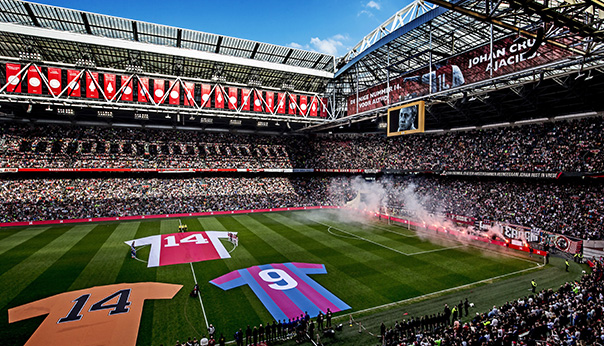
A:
[169,324,224,346]
[233,309,334,346]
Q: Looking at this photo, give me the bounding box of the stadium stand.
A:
[1,116,603,172]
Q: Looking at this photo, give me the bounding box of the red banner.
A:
[265,92,274,113]
[299,95,308,115]
[215,85,225,108]
[86,72,99,99]
[228,87,237,109]
[309,96,318,117]
[201,84,211,107]
[241,88,251,111]
[320,97,328,118]
[288,94,297,115]
[120,75,133,101]
[276,93,286,114]
[253,90,263,112]
[67,70,81,97]
[27,66,42,94]
[104,74,116,100]
[47,67,61,96]
[138,77,150,103]
[153,79,165,104]
[348,36,573,115]
[169,81,179,105]
[184,82,195,106]
[5,63,21,93]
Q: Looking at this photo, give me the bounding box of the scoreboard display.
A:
[387,101,425,137]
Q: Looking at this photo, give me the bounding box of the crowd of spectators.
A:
[377,263,604,346]
[1,174,602,241]
[1,116,603,172]
[0,176,343,223]
[385,176,604,240]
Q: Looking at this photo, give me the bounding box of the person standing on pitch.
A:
[531,279,537,293]
[566,259,570,272]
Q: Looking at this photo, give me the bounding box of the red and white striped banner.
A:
[138,77,150,103]
[184,82,195,106]
[47,67,61,96]
[169,81,179,105]
[120,75,133,101]
[153,79,165,104]
[86,72,99,99]
[67,70,81,97]
[6,63,22,93]
[27,66,42,94]
[104,74,116,100]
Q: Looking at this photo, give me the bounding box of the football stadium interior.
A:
[0,0,603,345]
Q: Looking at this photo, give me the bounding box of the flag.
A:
[201,84,211,107]
[168,81,179,105]
[253,90,263,112]
[276,93,286,114]
[67,70,81,97]
[153,79,165,104]
[47,67,61,96]
[184,82,195,106]
[138,77,150,103]
[120,75,133,101]
[288,94,297,115]
[215,85,225,109]
[309,97,318,117]
[104,74,116,100]
[241,88,251,111]
[27,66,42,94]
[86,72,99,99]
[299,95,308,116]
[5,63,22,93]
[265,92,275,113]
[228,87,238,110]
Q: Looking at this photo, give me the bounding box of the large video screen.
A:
[387,101,425,137]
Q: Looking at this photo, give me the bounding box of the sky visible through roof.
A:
[30,0,415,58]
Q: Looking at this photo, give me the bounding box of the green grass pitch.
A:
[0,210,550,345]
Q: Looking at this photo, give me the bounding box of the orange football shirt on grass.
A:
[9,282,182,346]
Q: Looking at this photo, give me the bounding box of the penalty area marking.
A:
[338,262,543,320]
[370,224,418,238]
[179,219,210,329]
[316,220,462,257]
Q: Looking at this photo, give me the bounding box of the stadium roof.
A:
[0,0,334,90]
[311,0,604,132]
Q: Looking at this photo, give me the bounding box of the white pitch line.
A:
[371,224,418,238]
[407,245,466,256]
[315,220,410,256]
[336,263,544,319]
[179,219,209,329]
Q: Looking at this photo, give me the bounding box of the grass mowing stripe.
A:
[0,227,63,277]
[151,219,203,346]
[118,221,160,346]
[68,222,140,291]
[0,227,50,257]
[208,216,284,324]
[0,224,96,311]
[243,213,396,308]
